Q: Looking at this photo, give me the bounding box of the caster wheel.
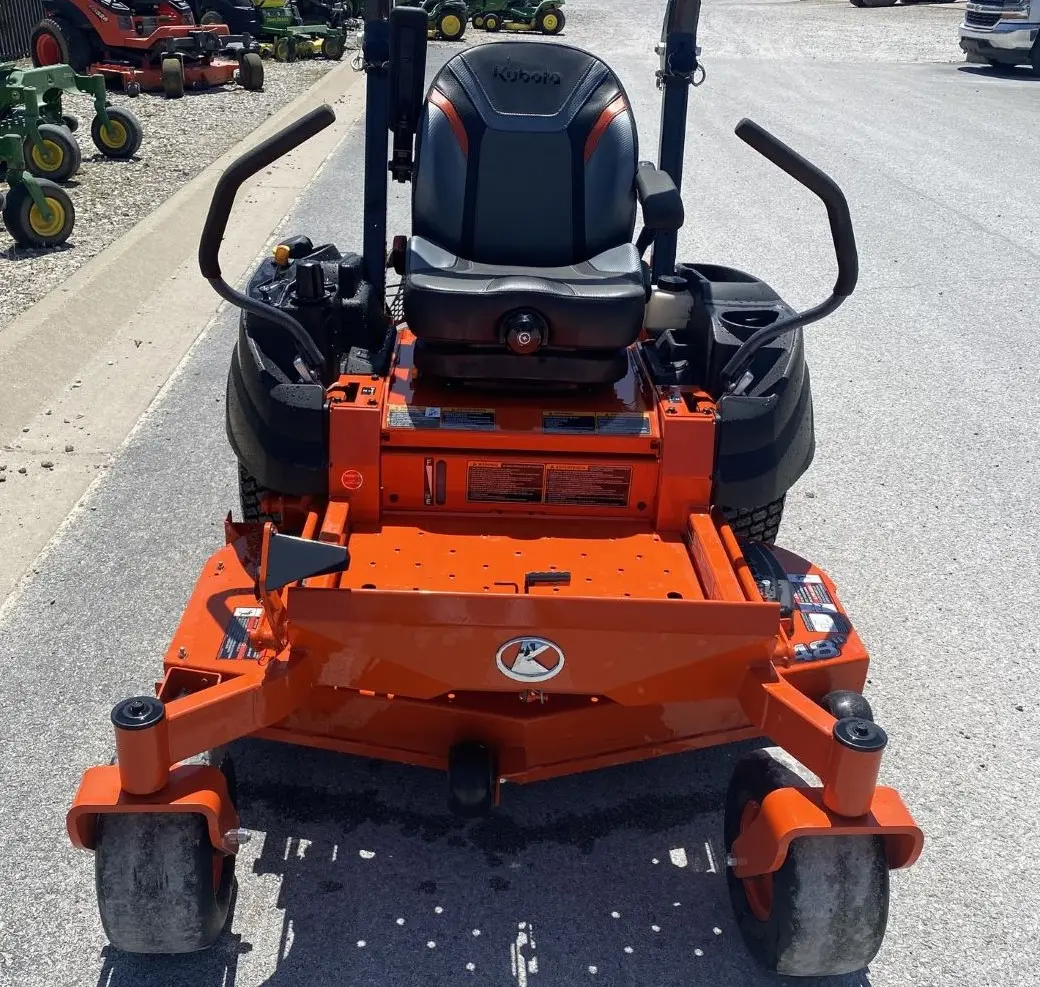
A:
[126,81,142,98]
[238,52,265,90]
[724,747,890,976]
[322,34,345,60]
[483,12,501,31]
[448,740,496,817]
[162,57,185,99]
[61,114,79,133]
[94,812,235,953]
[92,107,144,159]
[24,123,81,183]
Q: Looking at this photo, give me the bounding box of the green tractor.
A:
[1,131,75,249]
[0,62,142,186]
[470,0,565,34]
[194,0,348,61]
[397,0,469,41]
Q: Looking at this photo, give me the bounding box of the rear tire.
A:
[721,496,785,545]
[238,464,282,526]
[31,17,89,71]
[437,11,466,40]
[95,812,235,953]
[162,57,185,99]
[725,747,891,977]
[322,34,345,60]
[200,10,225,24]
[483,12,501,30]
[536,7,564,33]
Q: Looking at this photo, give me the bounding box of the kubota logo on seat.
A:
[496,637,565,683]
[493,65,562,85]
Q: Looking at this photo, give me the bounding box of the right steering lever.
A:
[715,119,859,397]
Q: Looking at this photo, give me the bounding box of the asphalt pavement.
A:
[2,1,1039,986]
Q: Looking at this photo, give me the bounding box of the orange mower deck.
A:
[67,333,923,883]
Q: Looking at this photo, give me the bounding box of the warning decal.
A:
[786,573,836,611]
[387,406,496,430]
[467,461,545,503]
[545,464,631,507]
[218,607,264,660]
[543,412,597,434]
[596,413,651,435]
[542,411,651,436]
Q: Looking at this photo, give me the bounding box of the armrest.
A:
[636,161,685,231]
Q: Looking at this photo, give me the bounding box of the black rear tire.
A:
[95,812,235,953]
[721,496,784,545]
[238,464,282,525]
[725,747,891,977]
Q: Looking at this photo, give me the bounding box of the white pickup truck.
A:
[959,0,1040,73]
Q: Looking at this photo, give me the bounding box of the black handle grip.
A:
[199,104,336,280]
[735,118,858,297]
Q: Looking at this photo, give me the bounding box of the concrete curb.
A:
[0,57,368,605]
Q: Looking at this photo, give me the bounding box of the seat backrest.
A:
[412,42,638,269]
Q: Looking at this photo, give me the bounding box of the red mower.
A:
[31,0,264,98]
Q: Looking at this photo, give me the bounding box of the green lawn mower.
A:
[195,0,348,61]
[0,62,142,186]
[470,0,565,34]
[397,0,469,41]
[1,131,75,249]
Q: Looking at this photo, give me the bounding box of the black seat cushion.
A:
[411,41,639,269]
[403,236,647,350]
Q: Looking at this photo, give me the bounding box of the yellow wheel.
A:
[25,124,81,183]
[91,106,144,159]
[438,13,464,40]
[274,37,293,61]
[537,7,565,33]
[3,180,75,249]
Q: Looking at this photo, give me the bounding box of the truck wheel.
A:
[94,812,235,953]
[724,747,891,977]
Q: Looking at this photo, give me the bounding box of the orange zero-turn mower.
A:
[65,0,923,975]
[32,0,264,98]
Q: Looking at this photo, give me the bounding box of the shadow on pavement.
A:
[92,737,875,987]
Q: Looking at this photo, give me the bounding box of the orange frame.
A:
[66,332,923,878]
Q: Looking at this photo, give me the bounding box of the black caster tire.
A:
[472,13,486,27]
[91,106,144,159]
[126,82,143,98]
[62,114,80,133]
[162,57,185,99]
[821,690,874,723]
[483,12,501,31]
[3,180,75,249]
[94,811,235,953]
[724,747,890,977]
[238,52,265,89]
[448,741,496,817]
[24,123,81,183]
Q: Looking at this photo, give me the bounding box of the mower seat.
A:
[403,42,647,384]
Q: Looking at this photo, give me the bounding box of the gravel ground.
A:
[0,57,340,331]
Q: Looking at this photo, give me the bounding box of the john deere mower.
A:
[31,0,265,98]
[188,0,348,61]
[471,0,564,34]
[398,0,469,40]
[65,0,923,976]
[1,132,75,248]
[0,62,143,185]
